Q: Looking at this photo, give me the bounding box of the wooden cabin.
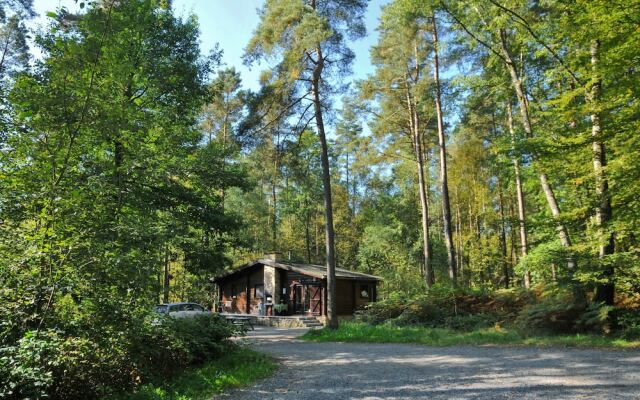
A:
[214,254,382,316]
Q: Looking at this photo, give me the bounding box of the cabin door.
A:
[292,283,322,315]
[307,285,322,315]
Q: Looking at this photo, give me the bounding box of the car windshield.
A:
[183,304,204,311]
[166,303,204,312]
[154,305,168,313]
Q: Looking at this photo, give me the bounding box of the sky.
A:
[32,0,389,92]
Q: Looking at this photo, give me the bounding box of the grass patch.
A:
[302,322,640,350]
[121,348,277,400]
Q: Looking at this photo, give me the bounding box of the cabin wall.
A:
[218,264,379,316]
[355,281,376,308]
[336,280,355,315]
[219,266,265,314]
[335,280,377,315]
[247,268,264,314]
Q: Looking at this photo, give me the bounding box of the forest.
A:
[0,0,639,398]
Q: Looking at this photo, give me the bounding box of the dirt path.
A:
[221,326,640,399]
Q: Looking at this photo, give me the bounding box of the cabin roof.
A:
[214,259,382,283]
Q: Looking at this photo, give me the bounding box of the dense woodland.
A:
[0,0,639,398]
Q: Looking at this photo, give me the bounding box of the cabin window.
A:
[231,285,238,298]
[359,284,370,299]
[255,284,264,299]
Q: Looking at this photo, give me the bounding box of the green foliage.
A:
[616,309,640,340]
[132,314,241,381]
[120,349,276,400]
[357,284,639,338]
[358,285,534,330]
[0,314,240,400]
[515,286,587,334]
[303,321,640,349]
[0,1,249,398]
[515,242,573,282]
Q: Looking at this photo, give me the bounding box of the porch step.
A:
[297,316,324,329]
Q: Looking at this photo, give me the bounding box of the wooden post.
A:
[245,274,250,314]
[301,284,306,315]
[323,282,328,316]
[352,280,356,314]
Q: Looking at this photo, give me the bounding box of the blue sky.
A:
[32,0,389,92]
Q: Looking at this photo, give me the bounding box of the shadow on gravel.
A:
[225,327,640,399]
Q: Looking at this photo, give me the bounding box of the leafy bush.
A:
[0,330,58,400]
[575,302,616,334]
[0,314,239,400]
[132,314,239,380]
[616,309,640,340]
[515,286,587,334]
[358,284,639,339]
[358,286,532,330]
[355,298,406,325]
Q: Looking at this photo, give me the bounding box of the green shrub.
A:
[355,298,406,324]
[0,314,239,400]
[132,314,239,380]
[0,330,58,400]
[443,313,501,331]
[359,286,530,330]
[575,302,616,334]
[616,309,640,339]
[515,286,586,334]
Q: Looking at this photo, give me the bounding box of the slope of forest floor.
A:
[302,322,640,350]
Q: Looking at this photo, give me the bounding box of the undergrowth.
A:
[119,348,277,400]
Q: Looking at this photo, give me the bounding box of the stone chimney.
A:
[264,252,282,262]
[263,252,281,305]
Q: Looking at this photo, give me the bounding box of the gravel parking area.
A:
[222,326,640,399]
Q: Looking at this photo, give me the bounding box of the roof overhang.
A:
[213,259,382,283]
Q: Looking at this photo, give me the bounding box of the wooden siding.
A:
[218,263,378,316]
[219,265,264,314]
[336,280,355,315]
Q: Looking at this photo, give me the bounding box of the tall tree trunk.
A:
[589,40,614,305]
[432,15,456,284]
[499,29,576,274]
[507,102,530,288]
[405,79,433,288]
[315,209,320,261]
[270,134,281,249]
[163,245,170,303]
[497,177,509,288]
[305,201,312,264]
[311,44,338,329]
[456,199,464,281]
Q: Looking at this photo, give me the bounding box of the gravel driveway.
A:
[221,326,640,399]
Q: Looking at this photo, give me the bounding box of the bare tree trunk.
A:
[311,44,338,329]
[497,177,509,288]
[507,102,530,288]
[499,29,576,275]
[454,187,464,282]
[432,15,456,284]
[589,40,615,304]
[163,245,170,303]
[270,133,281,249]
[305,201,312,264]
[405,79,433,288]
[315,209,320,261]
